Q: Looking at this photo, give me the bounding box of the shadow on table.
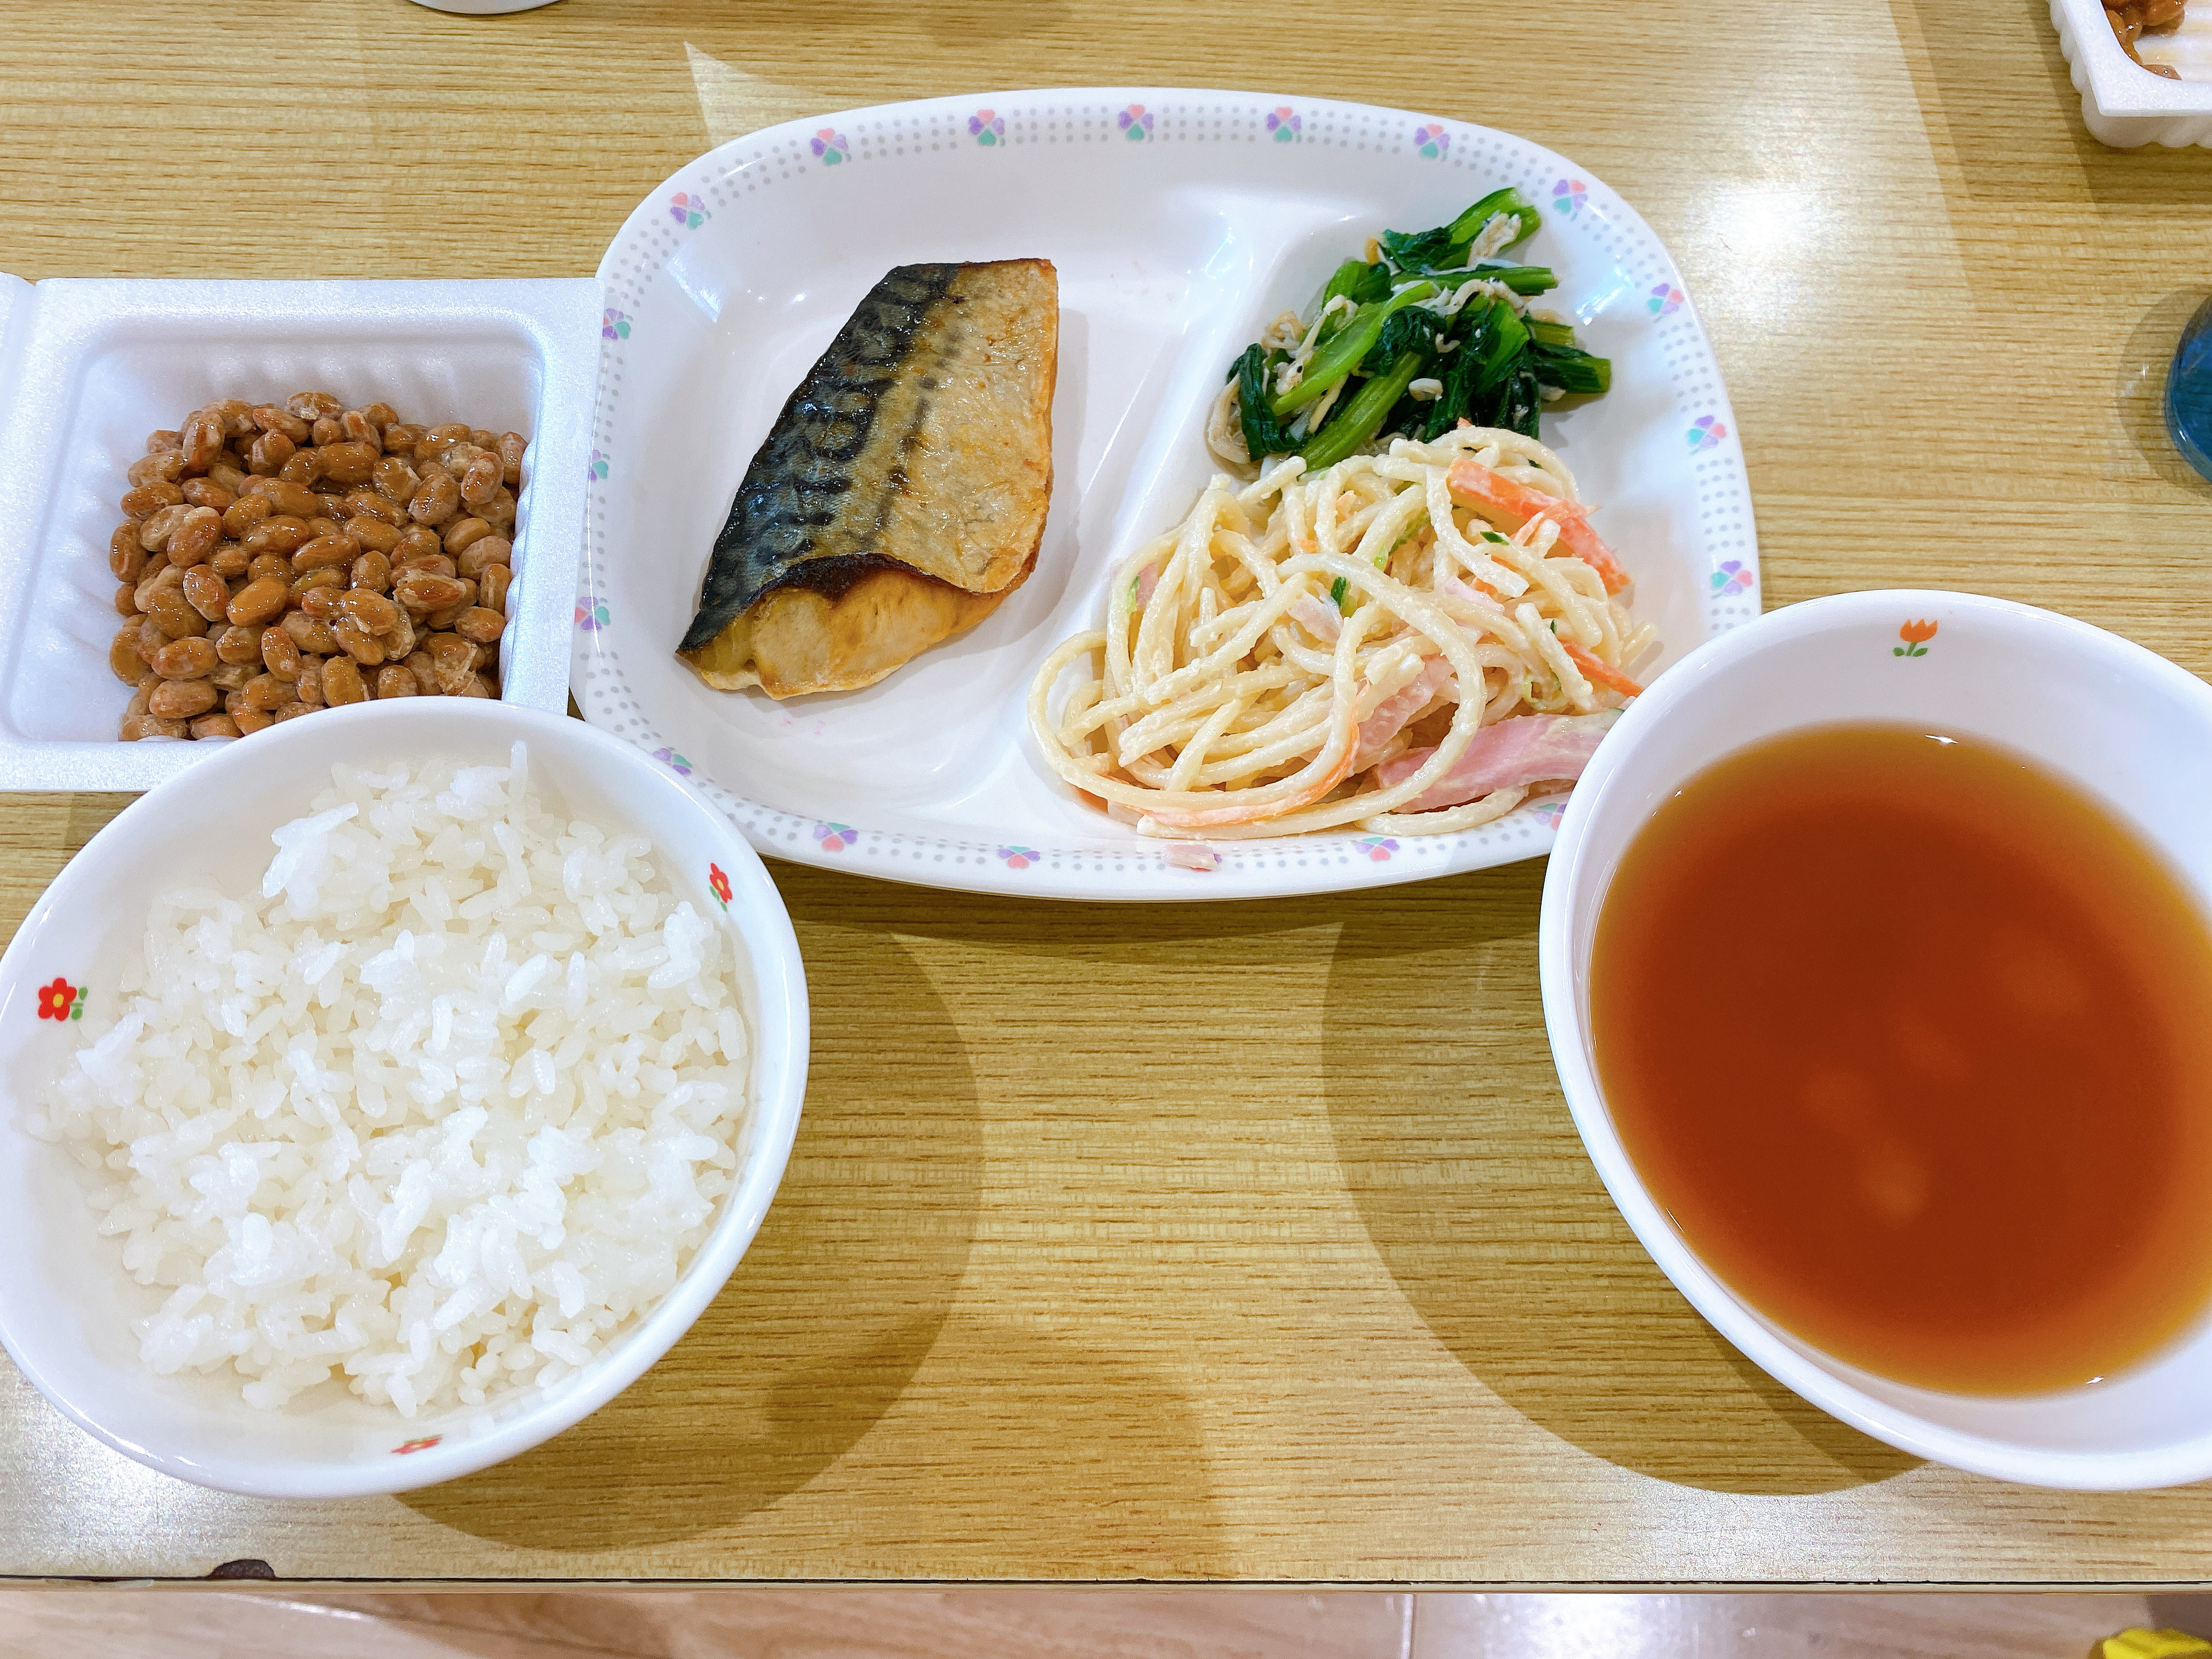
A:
[1889,0,2212,214]
[1321,862,1921,1497]
[405,923,985,1551]
[848,1311,1231,1578]
[2117,289,2212,493]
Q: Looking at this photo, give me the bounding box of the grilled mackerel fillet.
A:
[678,258,1058,698]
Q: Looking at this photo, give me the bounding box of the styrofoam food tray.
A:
[0,277,600,791]
[2052,0,2212,146]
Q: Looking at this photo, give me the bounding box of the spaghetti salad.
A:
[1028,425,1656,840]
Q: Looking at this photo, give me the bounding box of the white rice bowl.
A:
[31,743,752,1421]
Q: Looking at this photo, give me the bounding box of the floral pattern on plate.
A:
[574,91,1758,902]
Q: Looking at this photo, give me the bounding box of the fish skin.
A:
[678,258,1057,693]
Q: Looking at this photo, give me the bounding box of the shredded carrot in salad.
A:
[1028,425,1657,840]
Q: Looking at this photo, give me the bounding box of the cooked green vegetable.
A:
[1272,281,1437,416]
[1300,349,1429,470]
[1449,187,1541,250]
[1223,185,1613,465]
[1532,340,1611,396]
[1375,225,1462,275]
[1471,262,1559,297]
[1364,304,1444,374]
[1473,300,1529,391]
[1414,301,1496,440]
[1322,257,1396,308]
[1229,344,1299,462]
[1420,352,1480,441]
[1501,364,1543,439]
[1380,188,1541,274]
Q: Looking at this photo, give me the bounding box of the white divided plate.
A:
[573,89,1758,900]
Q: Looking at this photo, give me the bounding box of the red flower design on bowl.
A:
[36,978,76,1021]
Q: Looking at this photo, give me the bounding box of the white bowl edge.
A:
[1540,588,2212,1491]
[0,699,808,1498]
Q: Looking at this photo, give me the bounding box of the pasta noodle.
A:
[1027,425,1657,840]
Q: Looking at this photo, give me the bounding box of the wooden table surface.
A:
[4,0,2212,1589]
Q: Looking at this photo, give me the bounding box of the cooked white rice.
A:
[30,744,750,1418]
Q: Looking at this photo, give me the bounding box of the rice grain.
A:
[31,744,750,1418]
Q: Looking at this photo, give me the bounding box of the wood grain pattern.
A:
[4,0,2212,1586]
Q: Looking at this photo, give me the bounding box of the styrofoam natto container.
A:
[0,698,809,1497]
[1541,589,2212,1489]
[0,275,599,791]
[2051,0,2212,147]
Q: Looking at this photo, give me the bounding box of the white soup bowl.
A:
[1541,589,2212,1489]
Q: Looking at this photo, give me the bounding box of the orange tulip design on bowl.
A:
[1894,619,1937,658]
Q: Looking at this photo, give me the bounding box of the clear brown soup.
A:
[1591,722,2212,1395]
